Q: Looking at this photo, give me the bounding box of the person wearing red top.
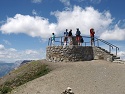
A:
[90,28,95,46]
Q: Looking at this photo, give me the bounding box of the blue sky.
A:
[0,0,125,62]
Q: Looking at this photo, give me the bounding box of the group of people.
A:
[51,28,95,46]
[63,28,84,46]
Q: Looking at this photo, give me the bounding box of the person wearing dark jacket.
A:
[90,28,95,46]
[68,29,73,45]
[75,28,81,45]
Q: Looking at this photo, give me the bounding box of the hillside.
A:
[0,60,50,94]
[1,60,125,94]
[8,60,125,94]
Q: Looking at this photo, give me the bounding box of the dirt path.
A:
[11,60,125,94]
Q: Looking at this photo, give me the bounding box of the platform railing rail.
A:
[48,36,119,56]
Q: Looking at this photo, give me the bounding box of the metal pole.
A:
[109,46,111,53]
[50,37,52,46]
[48,38,50,46]
[61,37,63,45]
[96,39,99,47]
[116,47,118,56]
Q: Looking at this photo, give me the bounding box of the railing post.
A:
[61,37,63,45]
[116,47,119,56]
[50,37,52,46]
[48,38,50,46]
[97,39,99,47]
[94,37,95,46]
[116,48,117,56]
[61,37,62,45]
[109,46,111,53]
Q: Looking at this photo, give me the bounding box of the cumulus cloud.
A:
[52,6,113,36]
[31,0,42,3]
[0,44,5,50]
[100,25,125,40]
[0,14,57,38]
[0,6,125,41]
[60,0,71,6]
[0,44,45,62]
[118,51,125,60]
[18,49,45,61]
[0,44,17,61]
[25,49,38,55]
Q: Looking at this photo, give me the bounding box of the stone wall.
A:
[46,46,114,62]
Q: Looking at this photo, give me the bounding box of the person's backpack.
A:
[68,31,72,36]
[80,37,84,43]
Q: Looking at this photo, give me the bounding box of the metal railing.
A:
[48,36,119,56]
[94,37,119,56]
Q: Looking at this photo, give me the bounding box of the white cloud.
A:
[0,14,57,38]
[60,0,71,6]
[31,0,42,3]
[0,6,125,41]
[3,40,11,45]
[53,6,113,36]
[32,9,38,16]
[25,49,38,55]
[100,25,125,40]
[118,51,125,60]
[0,44,45,62]
[19,49,45,61]
[9,48,17,52]
[0,44,17,60]
[0,44,5,50]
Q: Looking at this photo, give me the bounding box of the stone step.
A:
[113,57,120,59]
[114,59,122,61]
[113,60,125,64]
[97,47,109,53]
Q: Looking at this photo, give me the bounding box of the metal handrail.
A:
[48,36,119,56]
[94,37,119,56]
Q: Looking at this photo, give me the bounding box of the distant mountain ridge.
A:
[0,60,33,78]
[0,62,14,77]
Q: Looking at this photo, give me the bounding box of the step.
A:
[113,59,122,61]
[113,57,120,59]
[113,60,125,64]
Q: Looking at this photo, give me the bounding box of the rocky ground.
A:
[10,60,125,94]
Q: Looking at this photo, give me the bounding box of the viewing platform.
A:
[46,36,120,62]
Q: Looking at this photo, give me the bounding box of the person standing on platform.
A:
[75,28,81,45]
[64,29,69,46]
[90,28,95,46]
[51,33,55,46]
[68,29,73,45]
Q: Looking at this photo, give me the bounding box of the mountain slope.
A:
[10,60,125,94]
[0,60,50,94]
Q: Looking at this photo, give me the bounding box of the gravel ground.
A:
[10,60,125,94]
